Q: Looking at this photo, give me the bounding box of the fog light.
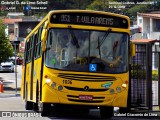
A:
[58,85,63,91]
[116,87,121,92]
[51,82,56,88]
[46,78,51,83]
[110,89,114,94]
[122,84,127,88]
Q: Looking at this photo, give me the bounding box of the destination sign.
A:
[50,12,128,28]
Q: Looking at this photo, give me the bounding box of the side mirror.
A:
[41,21,48,52]
[41,29,47,42]
[130,41,136,56]
[42,40,46,52]
[41,29,47,52]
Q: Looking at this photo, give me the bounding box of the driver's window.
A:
[100,33,113,60]
[90,31,99,56]
[57,32,71,66]
[112,34,122,59]
[46,31,57,67]
[101,46,112,61]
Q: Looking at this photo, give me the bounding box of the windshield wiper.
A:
[68,26,79,48]
[96,28,112,49]
[97,37,101,60]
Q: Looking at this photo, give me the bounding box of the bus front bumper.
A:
[41,84,128,107]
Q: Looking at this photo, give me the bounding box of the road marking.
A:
[3,79,21,83]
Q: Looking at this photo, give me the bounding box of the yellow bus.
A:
[21,10,135,118]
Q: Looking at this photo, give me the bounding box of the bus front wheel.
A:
[33,83,39,111]
[25,101,33,110]
[100,106,113,118]
[39,103,51,116]
[25,84,33,110]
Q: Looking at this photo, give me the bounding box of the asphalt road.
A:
[0,94,159,120]
[0,65,22,93]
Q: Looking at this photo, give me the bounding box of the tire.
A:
[37,84,51,116]
[79,108,90,114]
[25,84,33,110]
[33,103,38,111]
[25,101,33,110]
[119,107,129,113]
[39,103,51,116]
[33,83,39,111]
[100,106,113,119]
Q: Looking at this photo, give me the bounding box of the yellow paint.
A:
[21,10,130,109]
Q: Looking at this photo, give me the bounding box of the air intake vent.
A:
[64,86,109,92]
[58,73,116,82]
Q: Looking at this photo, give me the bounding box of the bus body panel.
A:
[25,62,32,100]
[41,67,129,107]
[21,10,131,110]
[21,66,25,98]
[32,57,42,102]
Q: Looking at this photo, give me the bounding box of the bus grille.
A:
[58,73,116,82]
[67,95,104,103]
[64,86,109,92]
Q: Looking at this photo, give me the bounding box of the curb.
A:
[0,93,20,98]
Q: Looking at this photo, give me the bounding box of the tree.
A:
[87,0,111,11]
[86,0,126,13]
[0,19,13,63]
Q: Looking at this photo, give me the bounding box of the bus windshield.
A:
[45,28,129,73]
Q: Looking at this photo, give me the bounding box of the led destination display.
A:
[50,12,129,28]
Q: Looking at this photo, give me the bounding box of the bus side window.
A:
[37,26,43,57]
[47,31,59,66]
[34,34,38,59]
[49,31,53,48]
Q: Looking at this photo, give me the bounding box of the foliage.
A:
[48,0,93,10]
[131,65,159,80]
[87,0,116,11]
[128,4,147,17]
[131,70,146,79]
[152,70,159,80]
[0,19,13,63]
[152,74,158,80]
[0,0,158,21]
[152,70,158,74]
[131,64,146,79]
[86,0,158,25]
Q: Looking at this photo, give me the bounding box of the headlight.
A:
[45,78,51,83]
[122,84,127,88]
[110,89,115,94]
[58,85,63,91]
[116,87,121,92]
[51,82,56,88]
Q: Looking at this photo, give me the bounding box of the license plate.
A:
[79,95,93,101]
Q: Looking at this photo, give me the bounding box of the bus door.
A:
[23,43,27,99]
[30,35,37,100]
